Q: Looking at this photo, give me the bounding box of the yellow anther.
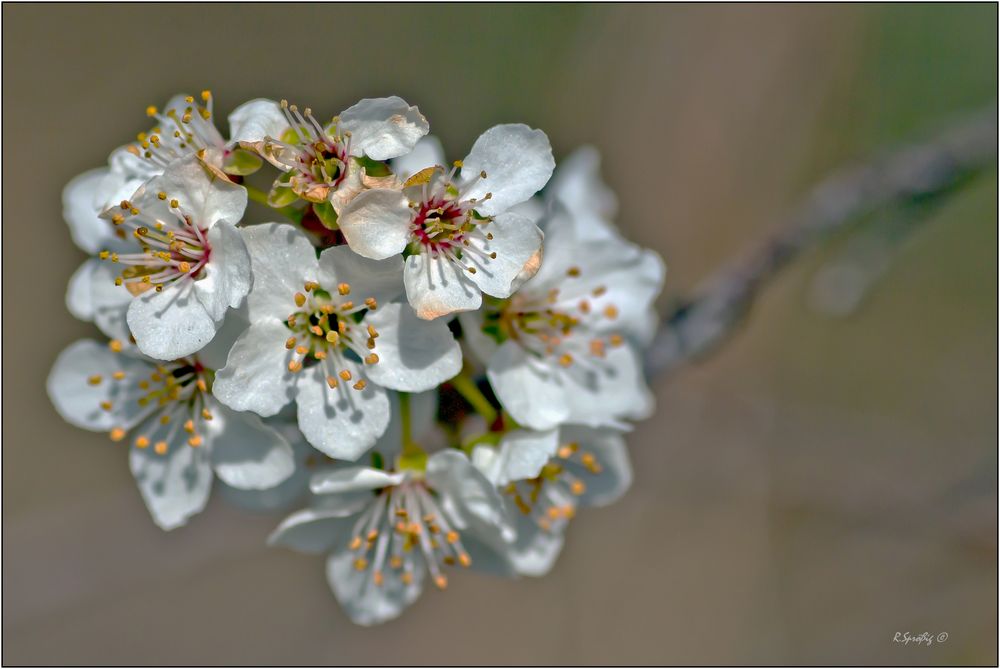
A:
[157,191,167,200]
[178,262,191,273]
[111,213,124,225]
[87,374,103,386]
[338,370,352,381]
[337,282,351,295]
[445,531,459,544]
[294,292,306,307]
[365,353,379,365]
[169,199,179,208]
[547,507,561,519]
[458,553,472,567]
[314,350,327,360]
[199,108,211,120]
[183,419,195,433]
[579,300,591,314]
[159,415,171,425]
[99,251,110,260]
[609,334,624,347]
[185,95,195,104]
[434,575,448,590]
[367,325,379,339]
[373,571,384,587]
[590,340,606,357]
[348,535,363,550]
[285,337,297,350]
[353,558,368,571]
[453,160,463,168]
[353,380,367,391]
[366,338,376,350]
[154,441,168,455]
[110,253,119,262]
[389,556,403,569]
[100,401,112,411]
[567,266,581,277]
[201,90,211,101]
[467,266,477,274]
[340,301,354,311]
[288,360,302,373]
[365,298,378,310]
[326,376,339,389]
[310,325,324,336]
[304,281,319,292]
[109,340,124,353]
[486,232,494,240]
[558,442,579,459]
[196,378,208,392]
[401,572,413,585]
[202,408,214,421]
[295,345,309,355]
[112,371,126,380]
[571,480,586,495]
[603,305,619,319]
[188,435,202,448]
[558,353,574,367]
[135,436,150,449]
[366,529,378,542]
[146,105,158,117]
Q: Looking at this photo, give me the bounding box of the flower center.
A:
[266,101,351,202]
[101,195,211,296]
[282,281,380,391]
[96,340,214,455]
[482,265,625,367]
[132,91,224,168]
[346,478,471,590]
[502,441,602,532]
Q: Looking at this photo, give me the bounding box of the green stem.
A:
[450,372,497,425]
[396,392,427,469]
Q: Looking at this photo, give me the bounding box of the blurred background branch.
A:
[647,107,998,378]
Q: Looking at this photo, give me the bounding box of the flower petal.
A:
[338,96,429,161]
[89,262,133,342]
[228,98,290,144]
[309,466,405,495]
[561,344,655,428]
[464,212,543,298]
[326,548,425,626]
[207,403,295,490]
[217,424,313,512]
[337,188,412,260]
[427,449,514,544]
[460,124,555,217]
[317,243,404,307]
[484,428,560,486]
[241,223,320,319]
[403,253,482,320]
[362,303,462,392]
[391,135,445,181]
[127,280,218,360]
[212,319,297,417]
[267,506,357,554]
[62,168,117,254]
[129,438,213,530]
[561,426,633,507]
[546,145,620,242]
[192,221,252,322]
[47,339,151,432]
[486,341,571,430]
[130,154,246,231]
[66,259,98,321]
[295,364,390,461]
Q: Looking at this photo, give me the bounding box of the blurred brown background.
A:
[3,3,996,665]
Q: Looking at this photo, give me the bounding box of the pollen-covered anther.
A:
[367,325,379,339]
[196,379,208,393]
[609,334,624,347]
[338,370,352,381]
[154,441,168,455]
[566,266,581,277]
[100,401,113,411]
[364,298,378,310]
[571,480,587,495]
[558,353,574,367]
[188,435,202,448]
[326,376,339,389]
[337,282,351,296]
[288,360,303,373]
[325,331,340,344]
[590,339,606,357]
[134,436,150,449]
[353,558,368,571]
[304,281,319,292]
[353,380,367,391]
[285,337,297,350]
[294,292,306,307]
[109,427,126,442]
[87,374,103,386]
[603,305,619,319]
[364,353,379,365]
[434,575,448,590]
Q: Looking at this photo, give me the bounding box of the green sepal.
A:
[396,449,428,473]
[222,148,263,176]
[268,173,300,208]
[313,201,339,229]
[356,155,392,177]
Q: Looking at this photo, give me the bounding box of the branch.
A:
[645,107,997,379]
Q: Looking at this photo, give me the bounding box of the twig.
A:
[645,107,997,379]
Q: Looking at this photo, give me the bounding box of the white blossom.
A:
[211,224,462,460]
[46,335,295,530]
[338,126,555,320]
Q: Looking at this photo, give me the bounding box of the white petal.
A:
[295,364,390,461]
[486,341,571,430]
[309,466,405,495]
[47,340,151,432]
[426,450,514,544]
[241,223,320,318]
[326,548,425,626]
[212,319,296,416]
[66,259,98,321]
[561,426,633,507]
[464,213,543,298]
[456,311,499,366]
[217,425,313,512]
[338,96,429,161]
[489,428,560,485]
[561,344,655,428]
[391,135,445,181]
[127,280,218,360]
[403,253,482,320]
[547,145,620,242]
[131,154,246,231]
[317,245,404,307]
[207,403,295,490]
[337,188,412,260]
[508,512,565,577]
[227,98,290,144]
[89,262,133,342]
[267,506,356,554]
[196,306,249,370]
[362,303,462,392]
[129,438,213,530]
[460,124,555,217]
[192,221,252,322]
[62,168,116,254]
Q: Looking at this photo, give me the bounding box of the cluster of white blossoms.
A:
[49,92,665,625]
